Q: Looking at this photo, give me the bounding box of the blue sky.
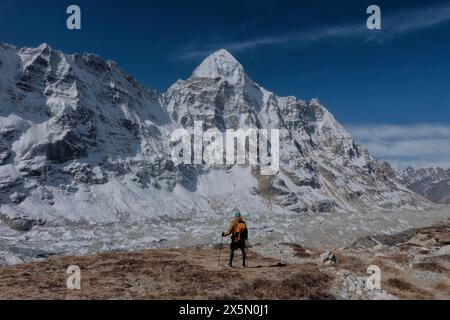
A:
[0,0,449,168]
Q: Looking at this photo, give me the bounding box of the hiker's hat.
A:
[233,210,241,218]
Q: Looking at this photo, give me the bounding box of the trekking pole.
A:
[217,235,224,266]
[245,243,248,268]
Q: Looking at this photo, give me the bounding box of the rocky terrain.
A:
[399,167,450,204]
[0,219,448,300]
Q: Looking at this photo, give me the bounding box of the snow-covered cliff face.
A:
[399,167,450,204]
[0,43,428,228]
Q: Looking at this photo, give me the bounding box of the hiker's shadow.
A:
[247,262,288,269]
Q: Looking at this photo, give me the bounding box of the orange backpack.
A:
[234,221,248,241]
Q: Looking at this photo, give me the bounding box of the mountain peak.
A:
[192,49,245,84]
[38,43,51,50]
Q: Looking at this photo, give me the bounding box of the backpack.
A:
[234,220,248,241]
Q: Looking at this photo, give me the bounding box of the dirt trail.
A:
[0,220,449,300]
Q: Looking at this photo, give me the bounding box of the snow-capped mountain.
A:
[399,167,450,204]
[165,49,427,213]
[0,43,431,263]
[0,43,429,220]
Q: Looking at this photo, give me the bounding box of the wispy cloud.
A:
[347,124,450,169]
[176,3,450,60]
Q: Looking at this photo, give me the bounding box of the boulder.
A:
[0,213,46,232]
[9,192,26,204]
[320,251,337,265]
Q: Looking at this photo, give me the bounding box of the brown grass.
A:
[385,253,410,264]
[435,282,450,292]
[235,271,334,300]
[334,254,367,275]
[413,262,448,274]
[384,278,434,300]
[281,243,311,258]
[0,247,334,300]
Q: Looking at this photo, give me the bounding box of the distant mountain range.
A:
[399,167,450,204]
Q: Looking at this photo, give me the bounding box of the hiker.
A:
[221,210,248,267]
